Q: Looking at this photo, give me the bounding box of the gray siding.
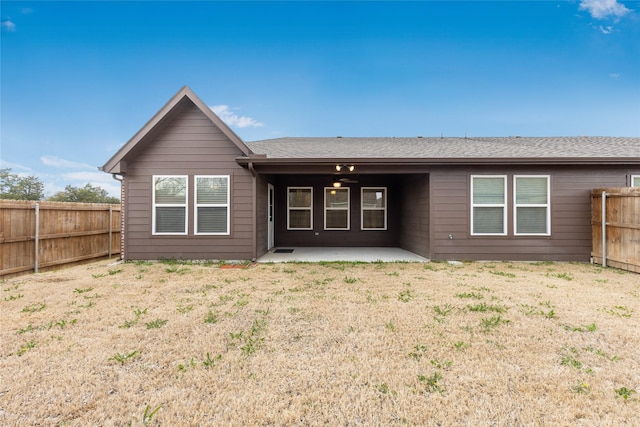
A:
[399,174,430,258]
[430,165,629,261]
[123,102,254,260]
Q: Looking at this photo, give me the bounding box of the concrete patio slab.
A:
[257,247,428,263]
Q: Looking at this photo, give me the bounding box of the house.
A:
[100,86,640,262]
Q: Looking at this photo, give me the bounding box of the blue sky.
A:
[1,1,639,197]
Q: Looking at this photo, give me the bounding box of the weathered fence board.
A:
[591,187,640,273]
[0,200,121,277]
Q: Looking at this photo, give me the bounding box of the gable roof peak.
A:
[100,86,251,174]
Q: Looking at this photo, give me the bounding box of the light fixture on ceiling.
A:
[333,181,342,188]
[335,164,355,172]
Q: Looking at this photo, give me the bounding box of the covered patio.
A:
[256,247,428,263]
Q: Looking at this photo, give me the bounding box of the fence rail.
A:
[591,187,640,273]
[0,200,121,277]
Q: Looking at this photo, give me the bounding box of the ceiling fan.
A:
[333,175,358,185]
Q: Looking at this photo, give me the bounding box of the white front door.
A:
[267,183,275,250]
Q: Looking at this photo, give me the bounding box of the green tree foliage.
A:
[48,183,120,204]
[0,168,45,200]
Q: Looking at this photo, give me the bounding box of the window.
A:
[632,175,640,187]
[514,176,550,235]
[195,176,230,235]
[153,176,187,234]
[471,176,507,235]
[288,187,313,230]
[361,187,387,230]
[325,187,350,230]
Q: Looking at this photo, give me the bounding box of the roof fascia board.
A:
[101,86,251,173]
[237,157,640,167]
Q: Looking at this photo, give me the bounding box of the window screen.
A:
[153,176,187,234]
[515,176,549,235]
[195,176,229,234]
[325,188,350,230]
[362,188,387,230]
[288,187,313,230]
[471,176,506,235]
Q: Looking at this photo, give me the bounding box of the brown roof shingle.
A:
[246,136,640,160]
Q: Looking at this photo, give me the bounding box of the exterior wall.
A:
[430,165,630,261]
[399,174,430,258]
[123,102,254,260]
[273,175,401,247]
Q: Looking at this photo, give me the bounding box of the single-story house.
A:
[100,86,640,262]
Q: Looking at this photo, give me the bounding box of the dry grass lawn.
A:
[1,259,639,426]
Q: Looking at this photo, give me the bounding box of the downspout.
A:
[248,162,258,262]
[111,173,125,260]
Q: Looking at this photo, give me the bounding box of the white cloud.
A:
[599,25,614,33]
[62,171,111,182]
[609,72,620,78]
[0,159,32,173]
[210,105,264,129]
[579,0,631,19]
[1,19,16,31]
[40,155,94,170]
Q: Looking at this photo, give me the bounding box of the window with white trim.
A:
[361,187,387,230]
[153,176,188,235]
[514,175,550,235]
[287,187,313,230]
[632,175,640,187]
[325,187,350,230]
[195,176,230,235]
[471,176,507,235]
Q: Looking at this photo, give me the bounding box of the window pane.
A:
[473,207,504,234]
[326,189,348,207]
[155,177,186,204]
[516,177,547,204]
[156,207,186,233]
[198,207,227,233]
[289,210,311,229]
[633,176,640,187]
[197,177,228,204]
[289,189,311,208]
[363,210,385,229]
[363,189,385,208]
[473,178,504,204]
[517,207,547,234]
[326,210,348,229]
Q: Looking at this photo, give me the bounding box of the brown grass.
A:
[1,259,639,426]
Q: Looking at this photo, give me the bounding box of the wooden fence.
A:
[591,187,640,273]
[0,200,121,277]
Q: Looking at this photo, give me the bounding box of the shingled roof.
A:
[245,136,640,161]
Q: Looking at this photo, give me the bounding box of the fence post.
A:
[601,191,607,268]
[34,202,40,273]
[108,205,113,258]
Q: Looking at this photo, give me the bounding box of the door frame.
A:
[267,183,275,250]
